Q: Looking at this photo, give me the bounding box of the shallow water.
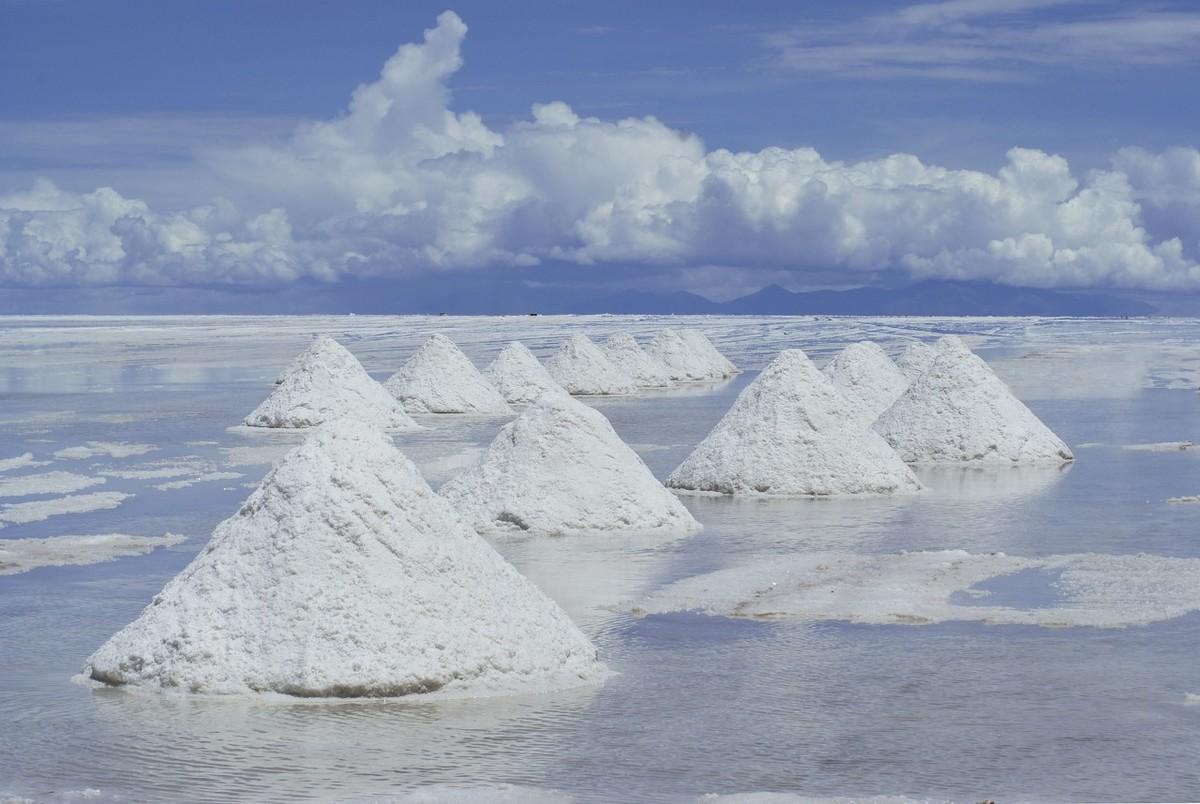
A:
[1,315,1199,802]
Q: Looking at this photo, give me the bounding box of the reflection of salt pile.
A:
[601,333,673,388]
[245,336,418,430]
[876,336,1074,464]
[384,334,510,414]
[822,341,909,427]
[646,328,737,381]
[667,350,922,496]
[545,335,637,395]
[85,420,604,697]
[441,393,701,537]
[895,340,938,380]
[482,341,566,405]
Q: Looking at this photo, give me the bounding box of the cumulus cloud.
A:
[1,10,1199,291]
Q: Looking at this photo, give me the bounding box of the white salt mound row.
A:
[84,419,605,697]
[544,334,637,395]
[875,336,1074,464]
[483,341,567,405]
[245,336,419,431]
[600,333,673,388]
[667,349,922,497]
[645,329,736,382]
[440,393,701,537]
[384,334,511,414]
[822,341,909,428]
[895,340,939,380]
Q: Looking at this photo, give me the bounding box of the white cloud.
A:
[1,9,1199,291]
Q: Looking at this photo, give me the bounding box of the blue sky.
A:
[2,0,1200,303]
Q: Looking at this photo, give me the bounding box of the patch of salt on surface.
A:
[894,339,939,380]
[667,350,921,497]
[0,471,106,498]
[343,784,573,803]
[0,453,45,473]
[184,440,220,447]
[0,533,185,576]
[244,335,420,430]
[101,461,205,480]
[1167,495,1200,504]
[383,334,511,414]
[875,336,1073,465]
[220,443,296,467]
[698,795,950,804]
[822,341,909,428]
[645,328,736,382]
[633,550,1200,628]
[440,393,701,537]
[83,419,605,697]
[53,442,157,461]
[1186,693,1200,705]
[482,341,567,405]
[1122,441,1194,452]
[544,334,637,395]
[600,333,673,388]
[155,471,244,491]
[0,491,133,527]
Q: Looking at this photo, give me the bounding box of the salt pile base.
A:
[601,333,673,388]
[875,336,1074,464]
[544,334,637,396]
[244,336,419,431]
[384,334,511,414]
[482,341,567,405]
[84,420,605,697]
[646,329,736,381]
[667,350,921,497]
[440,393,701,537]
[822,341,909,427]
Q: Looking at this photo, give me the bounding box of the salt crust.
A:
[84,419,605,698]
[544,335,637,395]
[483,341,567,405]
[0,453,42,473]
[1122,441,1194,452]
[633,549,1200,628]
[875,336,1073,465]
[600,333,673,388]
[384,334,510,414]
[822,341,909,428]
[0,491,132,527]
[0,533,184,576]
[245,336,419,430]
[666,350,922,497]
[54,442,157,460]
[0,471,106,498]
[646,329,737,382]
[440,393,701,537]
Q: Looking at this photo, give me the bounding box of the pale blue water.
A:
[1,315,1199,802]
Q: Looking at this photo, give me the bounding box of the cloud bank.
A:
[2,10,1199,292]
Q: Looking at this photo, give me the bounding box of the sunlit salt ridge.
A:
[482,340,567,405]
[384,334,511,414]
[544,334,637,396]
[0,533,185,576]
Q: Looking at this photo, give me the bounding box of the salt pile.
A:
[384,334,511,414]
[440,393,701,537]
[544,334,637,395]
[482,341,567,405]
[600,333,673,388]
[84,419,604,697]
[244,336,419,430]
[666,349,921,496]
[875,336,1074,464]
[822,341,909,428]
[645,329,737,381]
[895,340,938,380]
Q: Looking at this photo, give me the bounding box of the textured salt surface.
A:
[822,341,909,428]
[544,335,637,396]
[699,796,948,804]
[0,533,184,576]
[440,394,701,537]
[601,333,673,388]
[53,442,157,460]
[876,336,1073,465]
[347,785,572,803]
[646,329,736,382]
[0,492,132,527]
[667,350,921,497]
[1167,495,1200,504]
[384,334,510,414]
[155,472,244,491]
[679,329,738,376]
[482,341,567,405]
[1122,441,1194,452]
[0,453,42,473]
[895,340,939,380]
[0,471,106,498]
[635,550,1200,628]
[245,336,419,430]
[84,420,605,697]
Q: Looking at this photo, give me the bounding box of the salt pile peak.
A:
[384,334,511,414]
[645,329,736,382]
[84,419,605,697]
[600,333,673,388]
[895,339,942,380]
[244,335,419,431]
[667,349,922,497]
[482,341,567,405]
[822,341,910,428]
[875,336,1074,464]
[544,334,638,395]
[440,393,701,537]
